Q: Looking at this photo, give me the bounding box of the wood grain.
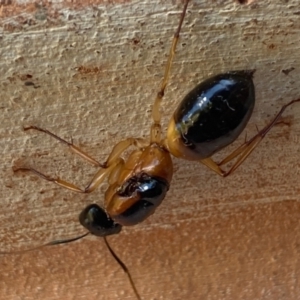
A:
[0,0,300,299]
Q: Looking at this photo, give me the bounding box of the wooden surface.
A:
[1,0,300,299]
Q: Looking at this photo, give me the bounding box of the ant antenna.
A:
[0,233,141,300]
[0,232,90,254]
[104,237,142,300]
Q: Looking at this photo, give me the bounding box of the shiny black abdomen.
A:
[174,70,255,158]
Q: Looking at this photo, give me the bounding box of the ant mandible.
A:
[5,1,300,299]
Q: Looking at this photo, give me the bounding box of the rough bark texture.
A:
[1,0,300,299]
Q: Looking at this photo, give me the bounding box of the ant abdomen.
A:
[167,70,255,160]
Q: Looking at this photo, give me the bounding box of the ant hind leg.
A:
[201,98,300,177]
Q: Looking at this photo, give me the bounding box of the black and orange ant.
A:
[4,1,300,299]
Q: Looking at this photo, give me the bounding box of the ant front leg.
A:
[201,98,300,177]
[103,137,148,167]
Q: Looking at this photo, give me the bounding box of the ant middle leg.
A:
[16,127,147,192]
[200,98,300,177]
[23,126,104,167]
[14,158,124,193]
[23,126,147,168]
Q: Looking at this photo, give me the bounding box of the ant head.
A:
[79,204,122,237]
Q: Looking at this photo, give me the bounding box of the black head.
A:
[79,204,122,237]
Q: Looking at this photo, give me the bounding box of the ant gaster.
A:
[4,1,300,299]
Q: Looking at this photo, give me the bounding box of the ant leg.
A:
[17,126,146,191]
[151,0,190,143]
[14,135,145,192]
[108,159,125,185]
[217,120,288,167]
[14,158,124,193]
[23,126,104,167]
[23,126,147,168]
[104,137,148,167]
[200,98,300,177]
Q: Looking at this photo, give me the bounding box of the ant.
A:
[4,0,300,299]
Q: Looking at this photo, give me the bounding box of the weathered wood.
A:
[0,0,300,299]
